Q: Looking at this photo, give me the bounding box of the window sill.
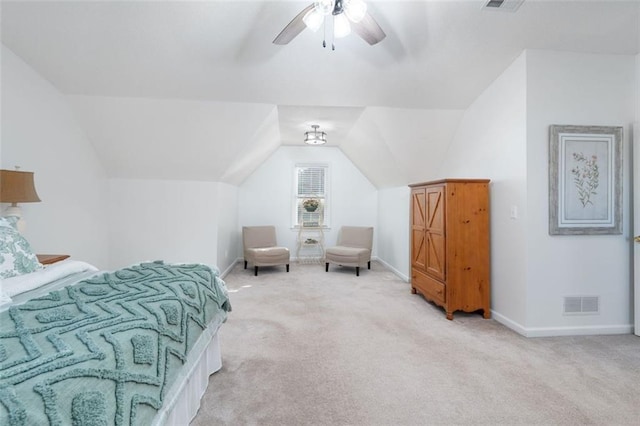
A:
[291,225,331,230]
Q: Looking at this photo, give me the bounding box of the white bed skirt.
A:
[154,331,222,425]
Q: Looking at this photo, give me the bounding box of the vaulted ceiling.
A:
[2,0,639,187]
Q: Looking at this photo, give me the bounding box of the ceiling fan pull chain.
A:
[332,16,336,50]
[323,16,327,48]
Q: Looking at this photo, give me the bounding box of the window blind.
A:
[297,167,326,197]
[294,165,328,227]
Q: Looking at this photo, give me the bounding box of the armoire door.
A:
[411,188,426,269]
[425,184,446,280]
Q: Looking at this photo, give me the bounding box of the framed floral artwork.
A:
[549,125,623,235]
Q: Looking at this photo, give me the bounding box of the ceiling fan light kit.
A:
[333,13,351,38]
[344,0,367,23]
[304,125,327,145]
[273,0,385,47]
[302,8,324,32]
[315,0,335,15]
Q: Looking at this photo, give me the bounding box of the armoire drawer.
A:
[411,269,446,304]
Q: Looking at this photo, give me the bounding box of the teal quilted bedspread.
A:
[0,261,230,425]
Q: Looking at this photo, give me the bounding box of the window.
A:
[294,164,329,227]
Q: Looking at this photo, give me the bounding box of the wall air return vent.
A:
[563,296,600,315]
[483,0,525,12]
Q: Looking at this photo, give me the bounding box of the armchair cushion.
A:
[245,247,290,265]
[324,246,370,266]
[242,226,290,276]
[325,226,373,275]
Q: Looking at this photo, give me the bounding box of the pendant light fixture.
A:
[304,125,327,145]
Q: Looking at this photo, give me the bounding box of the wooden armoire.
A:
[409,179,491,320]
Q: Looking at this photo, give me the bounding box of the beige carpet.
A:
[191,261,640,425]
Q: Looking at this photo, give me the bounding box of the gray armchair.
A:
[325,226,373,276]
[242,226,290,276]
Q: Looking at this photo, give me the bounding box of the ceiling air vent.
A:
[483,0,525,12]
[563,296,600,315]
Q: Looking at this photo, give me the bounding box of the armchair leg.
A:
[368,261,371,270]
[244,260,247,269]
[325,263,329,272]
[286,264,290,272]
[254,266,258,276]
[356,266,360,277]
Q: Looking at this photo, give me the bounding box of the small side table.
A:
[37,254,70,265]
[296,226,325,263]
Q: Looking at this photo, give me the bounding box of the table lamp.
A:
[0,168,41,229]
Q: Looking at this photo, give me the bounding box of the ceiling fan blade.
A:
[273,4,315,45]
[351,11,386,45]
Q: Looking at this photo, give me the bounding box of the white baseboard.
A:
[231,255,409,281]
[492,311,633,337]
[219,258,241,279]
[522,324,633,337]
[373,256,409,282]
[491,311,529,336]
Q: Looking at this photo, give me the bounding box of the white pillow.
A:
[0,216,18,229]
[0,218,43,279]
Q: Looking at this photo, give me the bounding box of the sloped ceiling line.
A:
[8,1,633,188]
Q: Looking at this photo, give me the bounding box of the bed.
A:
[0,218,231,425]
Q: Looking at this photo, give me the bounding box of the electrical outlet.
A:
[510,205,518,219]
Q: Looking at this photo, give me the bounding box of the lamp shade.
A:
[0,169,41,204]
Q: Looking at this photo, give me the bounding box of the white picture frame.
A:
[549,125,623,235]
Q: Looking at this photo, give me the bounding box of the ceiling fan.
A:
[273,0,386,48]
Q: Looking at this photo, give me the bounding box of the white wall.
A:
[437,49,636,336]
[636,51,640,336]
[377,186,410,280]
[525,50,636,336]
[637,1,640,126]
[239,146,377,259]
[0,45,109,267]
[108,179,231,271]
[216,182,239,275]
[1,45,244,276]
[66,95,279,185]
[637,52,640,124]
[439,52,529,328]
